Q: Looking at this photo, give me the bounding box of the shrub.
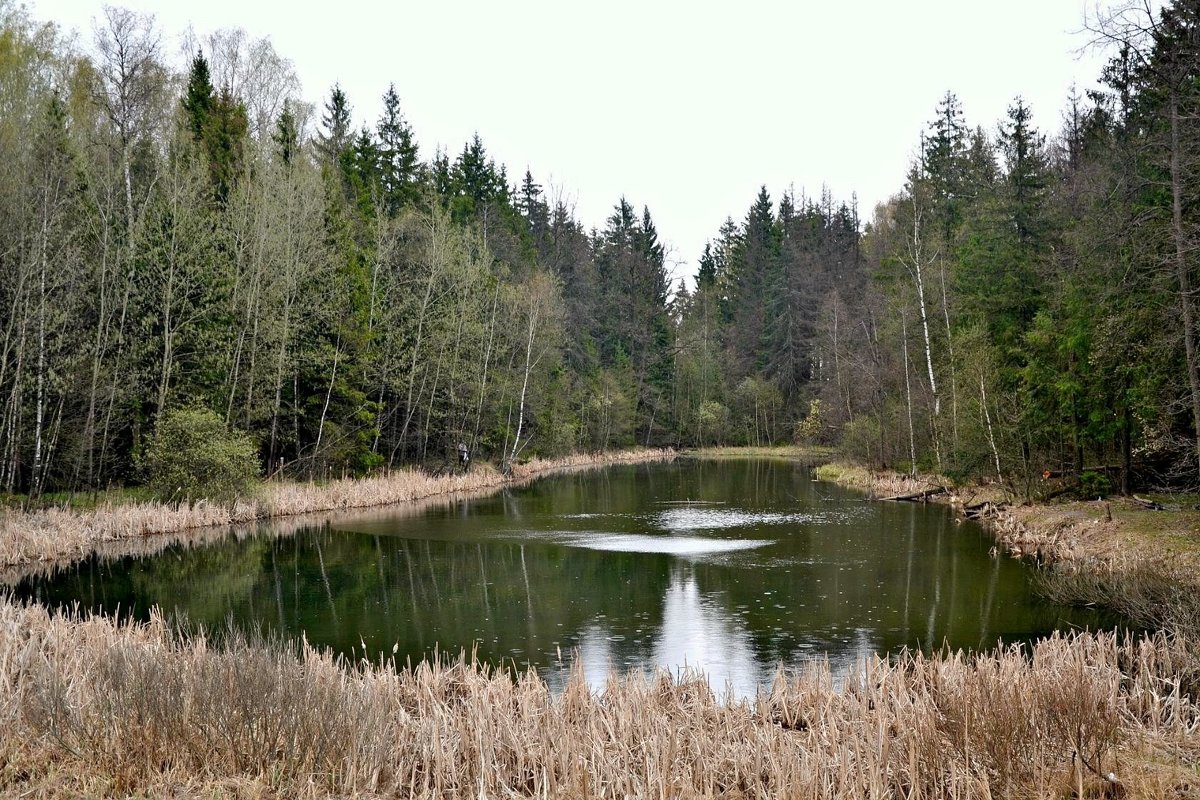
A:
[145,407,260,503]
[1078,470,1112,499]
[793,399,823,444]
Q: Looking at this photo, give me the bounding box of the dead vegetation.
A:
[0,599,1196,799]
[0,449,676,571]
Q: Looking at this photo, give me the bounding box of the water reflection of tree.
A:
[232,528,674,667]
[14,458,1119,680]
[128,537,268,629]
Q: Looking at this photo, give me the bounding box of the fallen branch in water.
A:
[879,485,947,502]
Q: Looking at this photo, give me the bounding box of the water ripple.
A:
[653,507,861,530]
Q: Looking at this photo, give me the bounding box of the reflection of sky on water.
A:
[654,506,863,530]
[560,565,765,696]
[553,565,881,698]
[527,501,963,697]
[653,568,763,694]
[17,459,1119,701]
[561,533,772,556]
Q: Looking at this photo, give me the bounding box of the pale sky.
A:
[41,0,1115,285]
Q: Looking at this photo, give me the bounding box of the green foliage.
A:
[840,417,882,467]
[1078,471,1112,500]
[6,0,1200,499]
[696,401,730,446]
[145,408,260,502]
[181,52,249,205]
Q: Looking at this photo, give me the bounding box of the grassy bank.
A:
[0,449,675,571]
[1,600,1196,799]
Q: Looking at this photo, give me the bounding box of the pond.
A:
[11,458,1116,695]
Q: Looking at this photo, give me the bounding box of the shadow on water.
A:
[9,458,1122,696]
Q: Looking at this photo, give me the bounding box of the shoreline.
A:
[0,448,676,573]
[2,450,1198,796]
[813,461,1200,571]
[814,461,1200,639]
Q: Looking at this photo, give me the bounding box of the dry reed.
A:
[0,449,675,571]
[814,462,954,501]
[0,599,1196,798]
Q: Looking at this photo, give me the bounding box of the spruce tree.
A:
[999,97,1050,248]
[376,84,420,215]
[273,100,299,166]
[181,51,213,143]
[317,84,352,166]
[921,91,970,240]
[697,242,718,289]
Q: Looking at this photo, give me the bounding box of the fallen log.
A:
[1130,495,1166,511]
[880,486,947,502]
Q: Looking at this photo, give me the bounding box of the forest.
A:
[1,0,1199,499]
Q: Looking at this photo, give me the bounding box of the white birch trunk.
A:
[902,311,917,476]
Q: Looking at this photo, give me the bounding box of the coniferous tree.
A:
[922,91,970,241]
[316,84,352,166]
[181,51,213,142]
[273,100,299,166]
[376,84,420,215]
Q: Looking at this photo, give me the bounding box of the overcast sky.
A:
[42,0,1115,285]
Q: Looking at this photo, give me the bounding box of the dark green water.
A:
[12,459,1114,693]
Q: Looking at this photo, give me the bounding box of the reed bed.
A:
[0,449,675,571]
[0,599,1195,799]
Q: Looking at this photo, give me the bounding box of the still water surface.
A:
[14,459,1115,694]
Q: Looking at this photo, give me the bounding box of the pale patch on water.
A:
[654,507,811,530]
[653,506,871,531]
[561,533,772,556]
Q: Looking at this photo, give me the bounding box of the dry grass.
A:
[0,599,1196,799]
[814,462,964,500]
[0,449,675,571]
